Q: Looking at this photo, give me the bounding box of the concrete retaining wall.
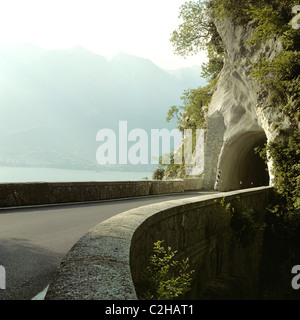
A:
[0,178,202,208]
[45,186,272,300]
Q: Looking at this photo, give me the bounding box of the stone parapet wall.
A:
[45,186,272,300]
[0,178,203,208]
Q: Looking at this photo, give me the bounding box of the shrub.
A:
[219,197,266,248]
[152,168,165,180]
[138,240,195,300]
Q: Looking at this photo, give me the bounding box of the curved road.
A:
[0,191,217,300]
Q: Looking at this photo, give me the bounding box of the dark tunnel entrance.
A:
[216,131,270,191]
[238,137,269,189]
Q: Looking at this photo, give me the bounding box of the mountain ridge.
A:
[0,42,207,171]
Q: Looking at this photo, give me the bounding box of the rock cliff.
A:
[202,17,290,191]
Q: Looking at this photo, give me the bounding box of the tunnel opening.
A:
[216,131,270,191]
[238,136,269,189]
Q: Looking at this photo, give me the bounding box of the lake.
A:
[0,166,154,183]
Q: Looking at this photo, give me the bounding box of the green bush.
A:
[152,168,165,180]
[219,197,266,248]
[138,240,195,300]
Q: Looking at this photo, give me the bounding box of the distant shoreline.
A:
[0,166,154,183]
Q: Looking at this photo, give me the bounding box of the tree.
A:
[168,1,224,131]
[166,86,210,131]
[170,0,216,57]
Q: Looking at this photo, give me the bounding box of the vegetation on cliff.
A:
[137,240,194,300]
[169,0,299,211]
[167,0,300,298]
[162,1,223,178]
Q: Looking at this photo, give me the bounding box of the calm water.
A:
[0,166,154,183]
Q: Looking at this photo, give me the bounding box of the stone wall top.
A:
[0,178,203,208]
[45,186,272,300]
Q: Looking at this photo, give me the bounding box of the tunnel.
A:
[215,131,270,191]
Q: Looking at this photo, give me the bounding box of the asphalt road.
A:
[0,191,216,300]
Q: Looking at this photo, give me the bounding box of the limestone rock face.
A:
[203,17,287,191]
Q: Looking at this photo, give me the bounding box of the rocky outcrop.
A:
[202,17,289,191]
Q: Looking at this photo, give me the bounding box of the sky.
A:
[0,0,208,70]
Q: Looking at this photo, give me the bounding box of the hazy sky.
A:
[0,0,208,70]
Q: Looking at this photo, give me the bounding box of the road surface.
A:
[0,191,216,300]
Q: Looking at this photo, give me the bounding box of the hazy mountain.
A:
[167,65,206,89]
[0,43,206,171]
